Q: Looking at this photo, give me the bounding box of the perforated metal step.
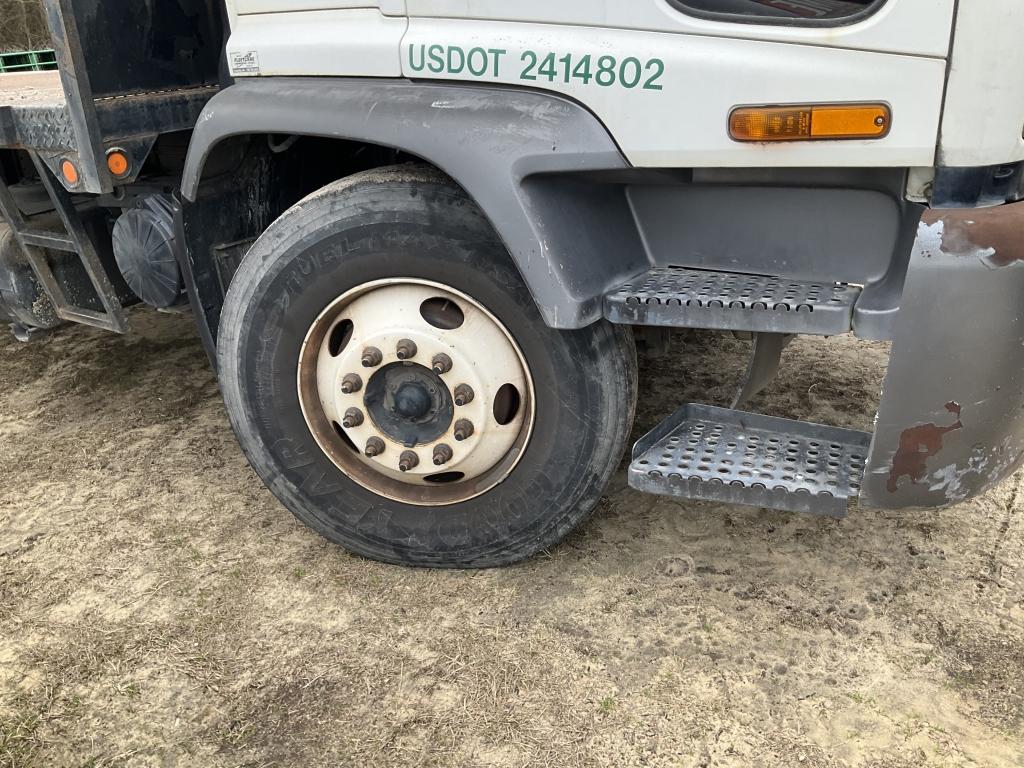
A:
[630,404,871,518]
[604,267,861,335]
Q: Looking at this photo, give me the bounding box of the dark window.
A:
[670,0,885,26]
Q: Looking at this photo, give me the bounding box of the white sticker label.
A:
[230,50,260,75]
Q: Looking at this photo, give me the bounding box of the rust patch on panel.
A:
[886,401,963,493]
[923,206,1024,268]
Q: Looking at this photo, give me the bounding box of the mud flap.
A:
[862,203,1024,508]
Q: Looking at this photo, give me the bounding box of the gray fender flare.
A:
[180,77,644,328]
[861,202,1024,509]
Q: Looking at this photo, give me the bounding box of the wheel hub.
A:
[394,382,431,419]
[296,279,535,506]
[364,362,454,446]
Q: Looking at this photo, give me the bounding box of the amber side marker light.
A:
[729,104,891,142]
[106,149,130,178]
[59,158,79,187]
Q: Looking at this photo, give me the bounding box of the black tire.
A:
[218,165,637,568]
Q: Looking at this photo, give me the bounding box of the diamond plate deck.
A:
[0,71,73,150]
[630,404,871,517]
[604,267,861,335]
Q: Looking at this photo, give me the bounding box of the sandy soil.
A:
[1,309,1022,767]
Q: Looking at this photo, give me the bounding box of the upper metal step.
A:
[604,267,861,335]
[630,403,871,518]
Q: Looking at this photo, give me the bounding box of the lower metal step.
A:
[630,404,871,518]
[604,267,861,335]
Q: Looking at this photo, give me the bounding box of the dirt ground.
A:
[1,309,1022,768]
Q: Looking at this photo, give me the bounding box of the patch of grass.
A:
[0,702,45,766]
[598,696,617,714]
[115,681,141,698]
[217,717,258,749]
[943,674,967,691]
[291,567,307,580]
[0,685,84,767]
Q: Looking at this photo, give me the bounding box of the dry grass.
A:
[1,309,1022,767]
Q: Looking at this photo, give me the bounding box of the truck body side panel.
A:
[226,9,407,78]
[230,0,406,13]
[937,1,1024,167]
[399,18,946,167]
[224,1,948,168]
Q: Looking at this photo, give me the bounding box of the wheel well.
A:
[193,131,438,283]
[178,133,455,363]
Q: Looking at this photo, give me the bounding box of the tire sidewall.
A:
[219,171,635,566]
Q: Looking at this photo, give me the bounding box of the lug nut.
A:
[432,444,454,466]
[364,436,385,457]
[342,407,364,428]
[361,346,383,367]
[396,339,417,360]
[341,373,362,394]
[399,450,419,472]
[453,419,474,441]
[431,353,453,375]
[453,384,475,406]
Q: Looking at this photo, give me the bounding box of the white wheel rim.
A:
[297,279,535,506]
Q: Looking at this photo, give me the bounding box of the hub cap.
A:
[297,279,535,505]
[364,362,454,446]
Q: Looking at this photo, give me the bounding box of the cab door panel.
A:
[402,18,946,167]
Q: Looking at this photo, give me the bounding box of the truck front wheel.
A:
[217,166,637,567]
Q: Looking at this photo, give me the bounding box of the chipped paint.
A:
[886,401,963,493]
[864,200,1024,509]
[928,463,965,498]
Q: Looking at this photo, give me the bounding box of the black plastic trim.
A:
[180,78,641,330]
[931,163,1024,209]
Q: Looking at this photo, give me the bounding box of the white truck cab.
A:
[225,0,1022,172]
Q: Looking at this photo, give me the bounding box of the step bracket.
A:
[0,152,127,333]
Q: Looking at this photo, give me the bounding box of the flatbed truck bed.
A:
[0,70,68,150]
[0,70,64,105]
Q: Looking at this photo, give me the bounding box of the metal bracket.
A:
[732,333,792,409]
[0,154,127,333]
[41,0,111,193]
[10,322,53,343]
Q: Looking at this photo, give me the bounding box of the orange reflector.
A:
[60,158,79,186]
[106,149,130,178]
[729,104,890,142]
